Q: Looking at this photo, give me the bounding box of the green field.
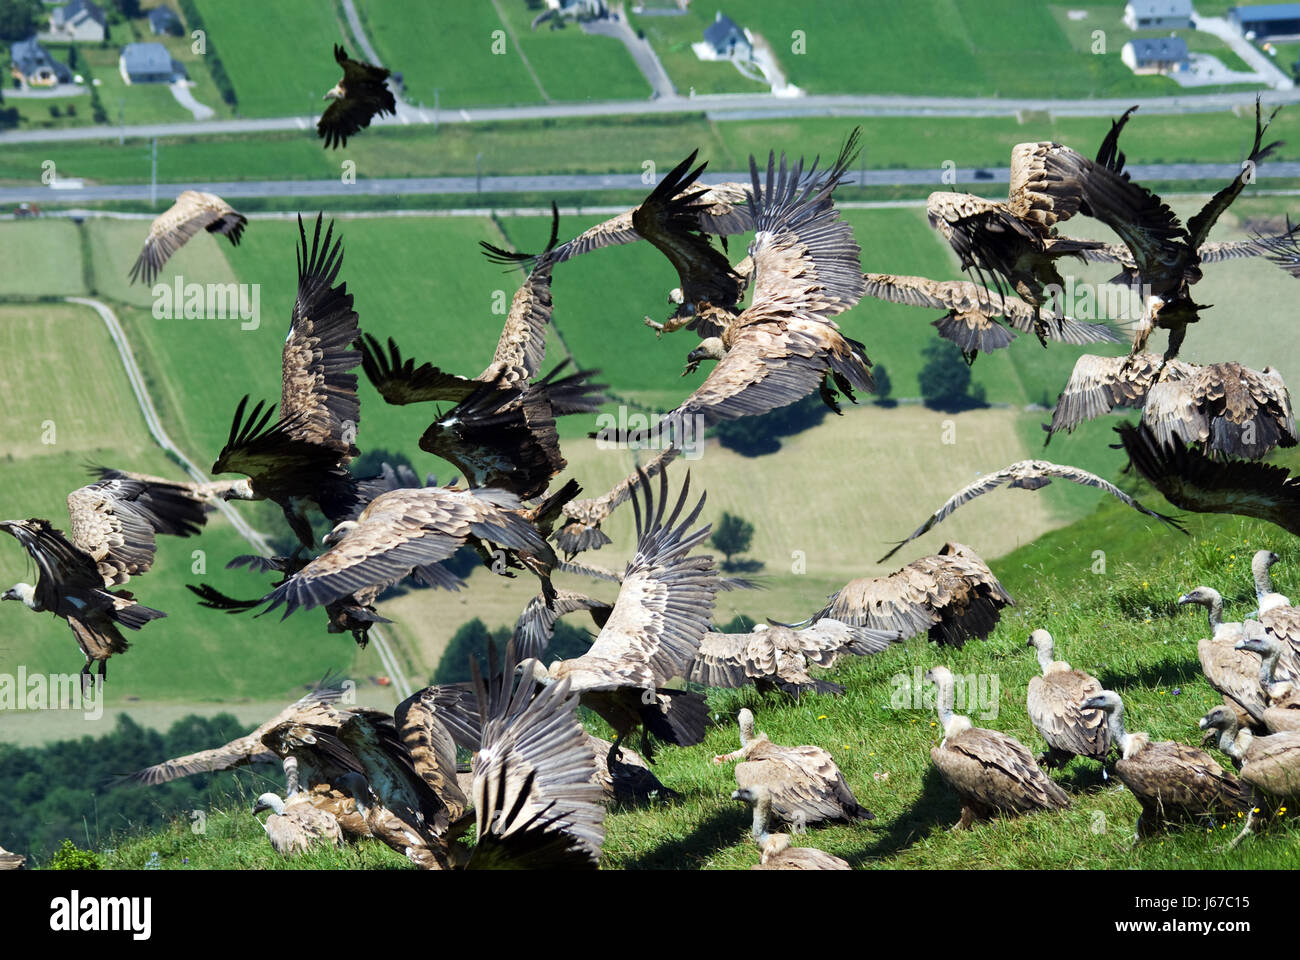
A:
[0,222,88,296]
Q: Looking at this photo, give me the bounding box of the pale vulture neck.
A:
[1036,643,1055,675]
[1253,555,1275,600]
[1201,591,1224,629]
[283,755,300,796]
[1258,645,1282,688]
[750,791,774,846]
[260,794,286,816]
[11,583,37,610]
[738,711,757,749]
[1102,702,1134,757]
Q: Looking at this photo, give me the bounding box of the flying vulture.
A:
[861,272,1120,363]
[554,445,680,557]
[927,666,1069,829]
[812,542,1013,648]
[212,214,363,548]
[878,459,1185,563]
[1048,355,1296,459]
[127,190,247,286]
[318,44,396,149]
[1083,690,1250,837]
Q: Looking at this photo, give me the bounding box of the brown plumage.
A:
[0,845,24,870]
[1046,353,1195,441]
[585,734,676,803]
[713,708,873,826]
[1258,604,1300,663]
[689,619,898,697]
[521,470,720,761]
[1119,421,1300,538]
[633,131,874,445]
[1080,229,1300,287]
[260,484,558,622]
[555,446,680,558]
[252,791,343,856]
[879,459,1184,563]
[212,214,363,548]
[512,589,612,661]
[1200,704,1300,846]
[816,541,1012,648]
[127,190,246,286]
[926,141,1102,320]
[732,785,850,870]
[1178,586,1283,728]
[927,666,1069,829]
[1025,629,1111,767]
[1235,634,1300,734]
[317,44,396,149]
[1086,690,1250,836]
[861,272,1120,362]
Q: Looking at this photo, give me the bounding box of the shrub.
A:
[49,839,100,870]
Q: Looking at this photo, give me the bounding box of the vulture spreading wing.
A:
[1117,421,1300,537]
[317,44,396,149]
[512,590,612,661]
[818,542,1013,648]
[555,446,680,557]
[1047,353,1196,440]
[1142,362,1296,460]
[879,459,1185,562]
[127,190,247,286]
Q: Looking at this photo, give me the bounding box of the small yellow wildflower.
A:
[817,715,828,720]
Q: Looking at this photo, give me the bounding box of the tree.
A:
[711,511,754,566]
[873,363,895,407]
[918,339,973,410]
[716,613,756,633]
[712,393,829,457]
[0,0,41,44]
[432,618,511,685]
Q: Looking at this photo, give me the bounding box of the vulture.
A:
[712,708,873,826]
[925,140,1101,327]
[258,483,560,623]
[1048,355,1296,460]
[1257,603,1300,663]
[1066,99,1281,363]
[688,619,899,697]
[0,469,211,684]
[732,785,850,870]
[0,845,24,870]
[813,541,1012,648]
[926,666,1069,829]
[1250,549,1290,615]
[1025,629,1111,768]
[361,208,607,501]
[878,459,1184,563]
[555,446,680,558]
[1079,229,1300,288]
[212,214,364,548]
[512,589,612,661]
[318,44,396,149]
[860,272,1120,363]
[1117,421,1300,538]
[127,190,247,286]
[586,733,676,803]
[1235,635,1300,734]
[1083,690,1250,837]
[518,469,720,763]
[1178,585,1292,728]
[630,131,875,446]
[252,791,344,856]
[119,683,352,786]
[1199,704,1300,847]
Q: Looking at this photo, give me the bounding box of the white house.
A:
[1121,36,1191,74]
[1123,0,1194,30]
[47,0,106,42]
[119,42,183,84]
[692,11,752,62]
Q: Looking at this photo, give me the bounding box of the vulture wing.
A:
[1047,353,1196,440]
[477,204,561,387]
[512,590,611,661]
[317,44,396,149]
[127,190,246,286]
[359,333,477,405]
[1186,99,1282,251]
[1143,362,1296,459]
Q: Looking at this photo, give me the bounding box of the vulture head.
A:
[1177,586,1222,616]
[1234,633,1278,658]
[322,520,360,548]
[323,81,345,101]
[252,793,286,816]
[1199,705,1245,757]
[668,287,685,306]
[514,657,553,686]
[1026,629,1058,672]
[683,337,725,377]
[220,478,256,502]
[1081,690,1136,756]
[1253,550,1280,576]
[2,583,35,608]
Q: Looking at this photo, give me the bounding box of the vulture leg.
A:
[1225,807,1260,850]
[1037,747,1074,770]
[643,316,666,337]
[80,660,93,698]
[280,502,317,550]
[1158,325,1187,374]
[952,806,975,831]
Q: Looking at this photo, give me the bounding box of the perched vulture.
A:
[212,214,364,548]
[713,708,873,826]
[926,666,1069,829]
[1235,635,1300,734]
[1251,549,1290,615]
[878,459,1184,563]
[127,190,246,286]
[1117,421,1300,537]
[861,272,1120,363]
[318,44,396,149]
[631,131,875,446]
[1025,629,1110,768]
[1084,690,1251,837]
[1200,704,1300,846]
[119,683,352,786]
[252,791,344,856]
[259,484,560,623]
[689,619,898,697]
[519,470,720,763]
[814,542,1012,648]
[925,141,1101,323]
[1066,99,1281,362]
[732,786,850,870]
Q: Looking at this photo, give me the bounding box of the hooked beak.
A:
[1,589,18,602]
[1176,594,1192,605]
[252,799,271,815]
[323,85,344,100]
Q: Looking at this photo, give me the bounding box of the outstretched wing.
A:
[359,333,477,405]
[317,44,395,149]
[1047,353,1195,440]
[1186,99,1282,251]
[127,190,247,286]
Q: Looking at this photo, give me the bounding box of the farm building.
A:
[47,0,106,42]
[147,6,182,36]
[118,42,184,84]
[1123,0,1194,29]
[8,36,72,87]
[694,11,752,61]
[1121,36,1191,74]
[1229,3,1300,39]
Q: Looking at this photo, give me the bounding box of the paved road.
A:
[1195,13,1294,91]
[4,160,1297,205]
[168,81,214,121]
[6,88,1300,145]
[62,296,415,701]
